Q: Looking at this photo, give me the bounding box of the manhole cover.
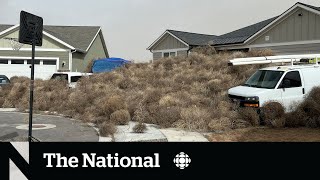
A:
[16,124,56,130]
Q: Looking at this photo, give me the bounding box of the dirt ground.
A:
[207,127,320,142]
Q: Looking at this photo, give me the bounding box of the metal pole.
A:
[28,40,35,143]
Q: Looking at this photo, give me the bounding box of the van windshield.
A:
[244,70,284,89]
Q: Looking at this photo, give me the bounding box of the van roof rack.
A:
[228,54,320,66]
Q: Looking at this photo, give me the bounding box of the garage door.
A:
[0,57,58,80]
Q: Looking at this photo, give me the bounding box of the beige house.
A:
[148,2,320,60]
[0,24,109,79]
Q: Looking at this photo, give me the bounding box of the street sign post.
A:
[19,11,43,142]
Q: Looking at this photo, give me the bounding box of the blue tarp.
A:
[92,58,130,73]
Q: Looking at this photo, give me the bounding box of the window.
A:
[279,71,302,88]
[244,70,284,89]
[163,52,170,58]
[11,60,25,64]
[27,60,40,65]
[163,52,176,58]
[0,59,8,64]
[170,52,176,57]
[43,60,57,65]
[51,74,68,81]
[71,76,83,83]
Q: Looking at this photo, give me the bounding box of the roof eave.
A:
[147,30,190,50]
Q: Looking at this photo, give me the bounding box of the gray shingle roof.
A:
[165,3,320,47]
[167,30,218,46]
[0,24,13,33]
[298,2,320,11]
[212,16,278,45]
[0,24,101,52]
[166,16,277,46]
[44,25,100,52]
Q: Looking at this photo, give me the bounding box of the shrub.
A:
[133,122,147,133]
[110,109,131,125]
[175,107,211,131]
[191,45,217,56]
[0,50,278,133]
[238,108,260,126]
[99,122,117,137]
[261,102,286,128]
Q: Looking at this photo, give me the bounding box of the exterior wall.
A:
[72,53,85,72]
[153,52,162,60]
[153,34,188,50]
[0,50,70,70]
[0,30,68,49]
[177,50,188,57]
[72,33,108,72]
[251,7,320,45]
[252,43,320,55]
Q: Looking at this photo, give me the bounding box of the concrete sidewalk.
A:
[111,122,208,142]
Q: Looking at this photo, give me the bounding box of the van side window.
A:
[71,76,83,83]
[280,71,302,88]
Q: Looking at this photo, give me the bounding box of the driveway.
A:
[0,111,99,142]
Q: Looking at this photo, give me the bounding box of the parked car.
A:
[0,75,10,87]
[50,72,92,88]
[228,54,320,111]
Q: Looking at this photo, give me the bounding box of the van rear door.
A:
[279,71,304,110]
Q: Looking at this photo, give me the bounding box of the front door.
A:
[279,71,304,110]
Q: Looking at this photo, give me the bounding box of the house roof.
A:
[212,16,278,45]
[298,2,320,11]
[0,24,13,33]
[149,2,320,49]
[167,30,218,46]
[0,24,102,52]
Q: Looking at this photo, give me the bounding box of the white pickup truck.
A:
[228,54,320,110]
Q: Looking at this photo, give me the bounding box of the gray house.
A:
[0,24,109,79]
[148,2,320,60]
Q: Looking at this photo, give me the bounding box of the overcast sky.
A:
[1,0,320,62]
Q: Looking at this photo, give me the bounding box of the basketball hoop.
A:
[3,37,24,51]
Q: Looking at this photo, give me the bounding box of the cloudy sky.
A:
[1,0,320,62]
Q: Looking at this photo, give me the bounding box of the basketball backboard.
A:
[19,11,43,46]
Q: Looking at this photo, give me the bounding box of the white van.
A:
[50,72,92,88]
[228,54,320,110]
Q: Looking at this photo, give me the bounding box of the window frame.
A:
[162,51,177,58]
[278,71,302,89]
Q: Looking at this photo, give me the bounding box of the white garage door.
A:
[0,57,58,80]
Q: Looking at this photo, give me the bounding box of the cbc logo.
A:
[173,152,191,169]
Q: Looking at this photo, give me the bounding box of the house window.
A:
[11,60,25,64]
[43,60,57,65]
[163,52,176,58]
[0,59,8,64]
[27,60,41,65]
[170,52,176,57]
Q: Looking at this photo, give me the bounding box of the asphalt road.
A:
[0,112,99,142]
